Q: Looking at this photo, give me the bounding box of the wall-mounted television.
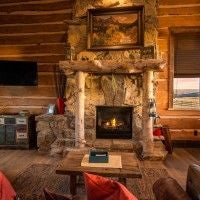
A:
[0,60,38,86]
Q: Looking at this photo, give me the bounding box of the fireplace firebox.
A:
[96,106,132,139]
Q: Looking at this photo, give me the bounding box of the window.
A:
[171,31,200,110]
[173,78,200,109]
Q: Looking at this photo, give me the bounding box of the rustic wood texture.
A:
[0,0,74,114]
[0,96,56,106]
[0,33,66,45]
[0,0,63,3]
[56,151,142,178]
[159,16,200,28]
[0,55,65,63]
[0,0,73,12]
[59,59,166,75]
[160,117,200,129]
[0,23,68,34]
[158,6,200,16]
[159,0,200,5]
[142,71,154,156]
[0,150,59,182]
[0,44,67,55]
[0,148,200,189]
[170,129,200,141]
[75,72,86,147]
[0,86,56,97]
[37,63,58,72]
[56,151,142,196]
[157,0,200,141]
[0,13,72,25]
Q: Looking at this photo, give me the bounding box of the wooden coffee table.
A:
[56,151,142,196]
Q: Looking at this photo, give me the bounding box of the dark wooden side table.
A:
[56,151,142,196]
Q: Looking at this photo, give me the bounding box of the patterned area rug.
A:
[12,164,70,200]
[12,164,169,200]
[127,168,169,200]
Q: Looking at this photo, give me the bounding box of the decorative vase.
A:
[56,97,65,114]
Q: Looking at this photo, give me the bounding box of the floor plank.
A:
[0,148,199,189]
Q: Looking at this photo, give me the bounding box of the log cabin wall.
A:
[0,0,199,142]
[157,0,200,141]
[0,0,73,114]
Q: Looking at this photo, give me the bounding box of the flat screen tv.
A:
[0,60,38,86]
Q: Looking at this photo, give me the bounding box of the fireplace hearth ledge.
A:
[58,58,166,159]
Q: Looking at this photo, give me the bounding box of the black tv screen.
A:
[0,60,38,86]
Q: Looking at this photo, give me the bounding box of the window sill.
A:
[164,108,200,117]
[168,108,200,112]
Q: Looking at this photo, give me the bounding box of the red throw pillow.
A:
[0,171,16,200]
[84,172,138,200]
[153,128,162,136]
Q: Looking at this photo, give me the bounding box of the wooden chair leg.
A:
[70,175,77,197]
[161,125,173,154]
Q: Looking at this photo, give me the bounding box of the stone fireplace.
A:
[36,0,167,159]
[58,59,165,155]
[96,106,133,139]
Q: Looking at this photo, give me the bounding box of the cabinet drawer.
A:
[0,126,5,144]
[16,125,27,132]
[0,118,4,125]
[5,117,15,124]
[6,125,16,133]
[16,118,27,125]
[6,129,16,145]
[16,132,28,139]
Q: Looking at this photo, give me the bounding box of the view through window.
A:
[173,78,200,109]
[172,31,200,110]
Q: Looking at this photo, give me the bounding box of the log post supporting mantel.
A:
[142,70,154,157]
[75,71,87,147]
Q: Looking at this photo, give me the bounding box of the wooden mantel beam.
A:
[59,59,166,75]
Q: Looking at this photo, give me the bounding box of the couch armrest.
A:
[153,177,190,200]
[186,164,200,200]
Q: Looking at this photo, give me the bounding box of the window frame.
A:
[169,27,200,110]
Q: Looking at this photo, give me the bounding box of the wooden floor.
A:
[0,148,200,190]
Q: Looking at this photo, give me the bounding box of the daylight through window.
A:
[173,78,200,109]
[173,32,200,110]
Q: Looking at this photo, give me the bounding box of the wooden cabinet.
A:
[0,115,36,149]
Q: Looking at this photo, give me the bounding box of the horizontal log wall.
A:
[0,0,73,114]
[157,0,200,140]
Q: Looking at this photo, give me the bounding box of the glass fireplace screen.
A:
[96,106,132,139]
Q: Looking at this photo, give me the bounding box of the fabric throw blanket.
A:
[0,171,16,200]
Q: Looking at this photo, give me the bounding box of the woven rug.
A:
[12,164,169,200]
[12,164,70,200]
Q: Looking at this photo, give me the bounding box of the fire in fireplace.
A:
[96,106,133,139]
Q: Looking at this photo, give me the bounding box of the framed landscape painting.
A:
[87,6,144,50]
